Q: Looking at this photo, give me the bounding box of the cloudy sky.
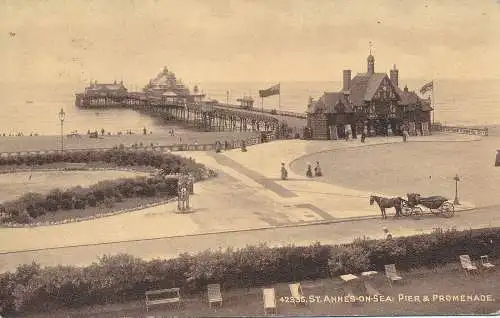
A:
[1,0,499,85]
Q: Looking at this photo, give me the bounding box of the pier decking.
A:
[75,92,306,136]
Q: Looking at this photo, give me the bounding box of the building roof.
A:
[96,84,125,91]
[308,92,353,114]
[87,83,126,91]
[397,87,419,106]
[396,87,433,110]
[349,73,385,105]
[307,53,432,114]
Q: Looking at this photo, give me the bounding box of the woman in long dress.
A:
[306,163,313,178]
[281,162,288,180]
[314,161,322,177]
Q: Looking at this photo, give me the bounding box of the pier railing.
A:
[217,103,307,119]
[431,123,488,136]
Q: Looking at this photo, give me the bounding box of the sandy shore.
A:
[0,130,259,153]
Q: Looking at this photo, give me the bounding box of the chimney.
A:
[390,64,399,87]
[343,69,352,91]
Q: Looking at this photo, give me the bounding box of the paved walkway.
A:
[216,134,477,219]
[0,133,482,271]
[1,206,498,272]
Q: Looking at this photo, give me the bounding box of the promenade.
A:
[0,133,492,272]
[0,130,258,153]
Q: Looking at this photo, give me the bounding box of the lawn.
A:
[0,167,146,202]
[23,261,499,317]
[0,163,170,224]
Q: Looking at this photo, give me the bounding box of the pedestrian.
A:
[281,162,288,180]
[314,161,322,177]
[383,227,393,240]
[306,163,313,178]
[361,131,366,143]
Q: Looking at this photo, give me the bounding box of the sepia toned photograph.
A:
[0,0,499,317]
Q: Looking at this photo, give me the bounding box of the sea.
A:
[0,79,498,135]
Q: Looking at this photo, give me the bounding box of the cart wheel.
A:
[401,201,411,216]
[440,202,455,218]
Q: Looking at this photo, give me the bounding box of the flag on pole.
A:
[419,81,433,95]
[259,83,280,98]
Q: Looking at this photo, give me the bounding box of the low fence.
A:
[431,123,488,136]
[0,133,275,158]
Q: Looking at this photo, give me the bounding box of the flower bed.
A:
[0,227,498,315]
[0,149,215,225]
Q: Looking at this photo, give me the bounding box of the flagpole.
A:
[278,83,281,116]
[431,79,435,125]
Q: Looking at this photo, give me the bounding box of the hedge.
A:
[0,176,180,224]
[0,149,215,224]
[0,227,498,315]
[0,148,209,181]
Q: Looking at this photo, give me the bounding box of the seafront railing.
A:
[0,135,270,158]
[431,123,488,136]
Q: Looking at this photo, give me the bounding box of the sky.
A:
[1,0,500,87]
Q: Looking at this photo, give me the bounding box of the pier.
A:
[75,74,306,138]
[75,92,295,133]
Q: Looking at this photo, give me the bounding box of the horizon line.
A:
[0,77,499,85]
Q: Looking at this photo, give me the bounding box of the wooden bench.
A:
[145,288,181,312]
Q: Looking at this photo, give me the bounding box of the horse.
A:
[369,195,403,219]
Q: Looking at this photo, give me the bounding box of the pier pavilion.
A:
[80,80,128,107]
[306,53,432,140]
[143,66,205,104]
[74,68,284,136]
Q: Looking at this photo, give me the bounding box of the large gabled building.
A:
[306,53,432,140]
[84,80,128,97]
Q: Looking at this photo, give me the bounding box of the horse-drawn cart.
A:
[401,193,455,218]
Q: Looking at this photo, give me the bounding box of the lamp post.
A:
[453,174,460,205]
[58,108,66,152]
[226,90,229,106]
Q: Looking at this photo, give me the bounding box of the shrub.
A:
[0,150,213,224]
[0,176,181,224]
[1,227,498,316]
[0,228,500,314]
